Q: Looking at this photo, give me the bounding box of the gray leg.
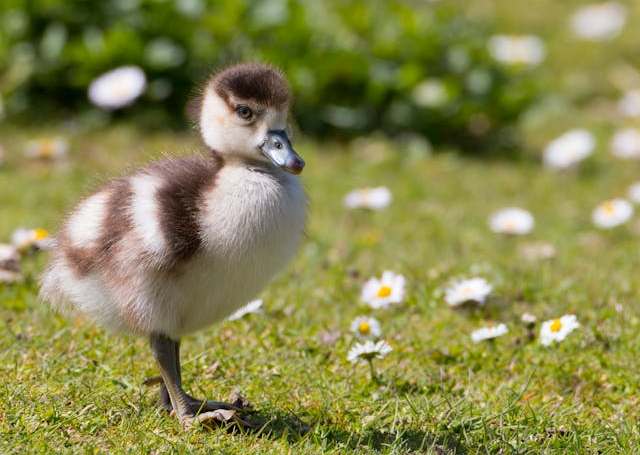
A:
[150,333,195,421]
[158,339,181,411]
[150,333,240,427]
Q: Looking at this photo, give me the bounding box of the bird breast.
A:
[164,163,307,335]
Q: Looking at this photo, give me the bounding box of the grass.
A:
[3,2,640,452]
[2,124,640,454]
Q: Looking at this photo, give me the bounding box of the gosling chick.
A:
[40,63,306,427]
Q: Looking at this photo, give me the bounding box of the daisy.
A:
[24,137,68,160]
[521,313,537,325]
[11,228,54,252]
[471,324,508,343]
[361,271,406,309]
[610,128,640,159]
[444,278,493,307]
[88,66,147,110]
[627,182,640,204]
[227,299,263,321]
[618,90,640,118]
[487,35,546,66]
[176,0,205,17]
[350,316,382,339]
[519,241,556,261]
[347,340,392,364]
[344,187,392,210]
[543,129,595,170]
[540,315,579,345]
[413,79,449,108]
[0,244,22,283]
[570,2,626,41]
[489,207,534,235]
[592,198,633,229]
[145,38,185,69]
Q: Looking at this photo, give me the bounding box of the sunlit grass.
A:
[1,122,640,452]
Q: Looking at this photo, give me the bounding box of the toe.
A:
[181,409,238,429]
[200,400,241,412]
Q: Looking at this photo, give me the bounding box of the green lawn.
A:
[1,124,640,453]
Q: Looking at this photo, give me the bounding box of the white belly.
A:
[167,164,306,336]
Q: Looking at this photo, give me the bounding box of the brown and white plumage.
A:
[39,63,306,426]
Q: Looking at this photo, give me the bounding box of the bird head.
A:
[194,63,304,174]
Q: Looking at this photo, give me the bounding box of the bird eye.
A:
[235,105,253,120]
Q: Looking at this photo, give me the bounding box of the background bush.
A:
[0,0,543,152]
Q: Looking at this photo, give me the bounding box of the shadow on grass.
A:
[242,409,467,453]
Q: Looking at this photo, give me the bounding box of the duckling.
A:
[40,63,307,427]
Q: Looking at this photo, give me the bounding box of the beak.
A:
[259,130,305,174]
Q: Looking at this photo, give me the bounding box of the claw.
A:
[182,409,257,430]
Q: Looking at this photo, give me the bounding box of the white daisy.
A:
[519,241,557,261]
[413,79,449,108]
[444,278,493,307]
[471,324,508,343]
[592,198,633,229]
[627,182,640,204]
[145,38,185,69]
[489,207,534,235]
[487,35,546,66]
[176,0,205,17]
[347,340,392,363]
[618,90,640,118]
[361,271,406,309]
[227,299,263,321]
[570,2,626,41]
[24,137,68,160]
[521,313,537,325]
[88,66,147,110]
[350,316,382,339]
[11,228,54,252]
[610,128,640,159]
[0,243,22,283]
[344,187,392,210]
[540,315,580,345]
[543,129,595,170]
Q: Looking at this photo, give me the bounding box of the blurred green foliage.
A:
[0,0,543,151]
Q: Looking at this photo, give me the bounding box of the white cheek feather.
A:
[130,174,167,258]
[66,191,110,249]
[200,89,260,155]
[200,89,231,151]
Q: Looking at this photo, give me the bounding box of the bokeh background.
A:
[2,0,637,154]
[3,1,640,453]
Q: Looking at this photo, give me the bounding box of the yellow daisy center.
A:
[462,286,474,297]
[34,228,49,240]
[550,319,563,333]
[377,285,392,298]
[39,141,55,158]
[603,201,616,215]
[358,321,371,335]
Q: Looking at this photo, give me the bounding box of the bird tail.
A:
[39,253,74,315]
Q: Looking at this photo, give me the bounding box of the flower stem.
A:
[367,358,378,383]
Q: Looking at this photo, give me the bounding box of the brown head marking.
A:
[211,63,290,108]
